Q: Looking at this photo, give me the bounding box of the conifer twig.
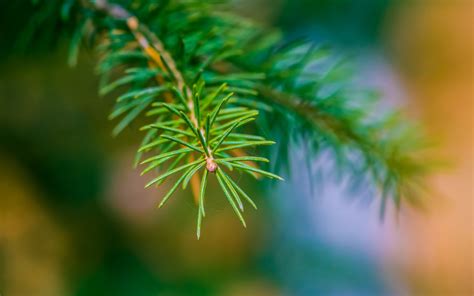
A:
[21,0,432,236]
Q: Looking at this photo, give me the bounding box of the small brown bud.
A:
[206,158,218,173]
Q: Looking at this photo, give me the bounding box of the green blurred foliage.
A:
[276,0,394,46]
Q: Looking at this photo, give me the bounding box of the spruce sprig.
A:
[21,0,431,237]
[86,1,283,237]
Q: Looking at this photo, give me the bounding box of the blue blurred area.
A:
[259,1,401,295]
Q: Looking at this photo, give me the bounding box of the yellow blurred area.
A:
[0,157,69,295]
[388,1,473,294]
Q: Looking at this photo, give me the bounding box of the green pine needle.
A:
[216,169,247,228]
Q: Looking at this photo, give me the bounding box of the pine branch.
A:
[84,0,282,238]
[20,0,432,237]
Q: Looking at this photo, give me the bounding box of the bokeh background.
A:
[0,0,472,295]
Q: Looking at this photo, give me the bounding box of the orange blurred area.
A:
[387,1,473,294]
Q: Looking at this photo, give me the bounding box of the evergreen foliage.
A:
[19,0,430,238]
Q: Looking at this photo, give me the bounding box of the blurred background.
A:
[0,0,472,295]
